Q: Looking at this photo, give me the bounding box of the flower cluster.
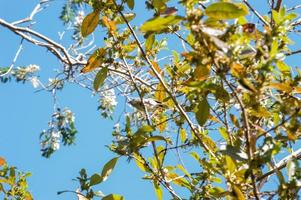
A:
[40,108,77,158]
[98,88,117,119]
[74,10,85,27]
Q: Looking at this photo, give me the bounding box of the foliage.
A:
[1,0,301,199]
[0,157,32,200]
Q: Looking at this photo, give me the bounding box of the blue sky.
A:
[1,0,301,200]
[0,1,156,199]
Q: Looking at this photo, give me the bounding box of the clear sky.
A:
[0,0,300,200]
[0,1,156,199]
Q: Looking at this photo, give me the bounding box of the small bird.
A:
[128,98,163,112]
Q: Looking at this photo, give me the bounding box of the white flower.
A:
[30,76,40,88]
[26,64,40,73]
[51,141,60,151]
[100,88,117,108]
[74,10,85,27]
[64,108,75,122]
[51,131,61,139]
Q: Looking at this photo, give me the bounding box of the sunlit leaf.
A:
[100,157,119,182]
[81,10,100,37]
[153,181,163,200]
[230,62,245,78]
[205,2,249,20]
[180,128,187,143]
[102,194,124,200]
[115,13,136,24]
[140,15,183,33]
[157,114,167,133]
[102,16,117,35]
[81,48,106,73]
[233,185,245,200]
[133,153,150,172]
[267,82,292,93]
[225,156,236,173]
[167,173,190,188]
[145,34,155,51]
[149,61,163,76]
[93,67,108,91]
[155,83,166,103]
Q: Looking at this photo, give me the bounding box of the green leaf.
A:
[102,194,124,200]
[126,0,134,10]
[195,98,210,126]
[100,157,119,182]
[90,173,102,186]
[137,125,154,134]
[205,2,249,20]
[153,181,163,200]
[140,15,183,33]
[145,135,167,143]
[81,10,100,37]
[93,67,108,91]
[145,34,155,51]
[115,13,136,24]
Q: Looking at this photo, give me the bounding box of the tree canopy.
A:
[1,0,301,199]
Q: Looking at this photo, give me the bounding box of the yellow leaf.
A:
[153,181,163,200]
[180,128,187,143]
[102,16,117,35]
[157,114,167,133]
[81,10,100,37]
[0,157,5,166]
[230,62,245,77]
[194,64,211,81]
[267,82,292,93]
[226,156,236,173]
[149,61,163,76]
[133,153,150,172]
[286,131,298,141]
[293,87,301,94]
[81,48,106,73]
[155,83,166,103]
[233,185,245,200]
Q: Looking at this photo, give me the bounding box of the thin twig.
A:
[114,1,218,163]
[243,0,270,27]
[0,39,24,77]
[258,148,301,182]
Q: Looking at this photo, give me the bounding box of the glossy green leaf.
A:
[100,157,119,182]
[89,173,102,186]
[195,98,210,126]
[81,10,100,37]
[140,15,183,33]
[93,67,108,91]
[205,2,249,20]
[102,194,124,200]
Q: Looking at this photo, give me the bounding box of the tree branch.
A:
[258,148,301,182]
